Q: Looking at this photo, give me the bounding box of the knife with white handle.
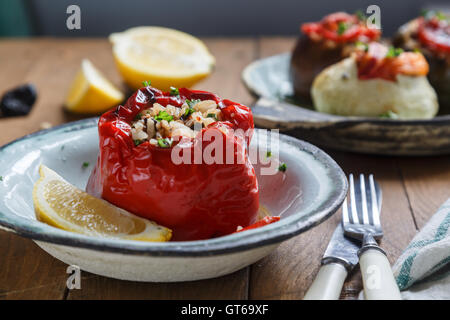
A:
[303,224,359,300]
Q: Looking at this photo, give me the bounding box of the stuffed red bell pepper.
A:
[86,85,260,240]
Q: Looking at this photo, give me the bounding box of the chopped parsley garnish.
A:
[157,138,172,148]
[169,86,179,96]
[186,99,201,108]
[355,41,369,52]
[420,9,429,17]
[355,10,366,21]
[184,107,195,118]
[207,113,217,120]
[142,80,151,87]
[435,11,448,21]
[134,113,143,121]
[183,99,201,118]
[278,163,287,172]
[337,22,348,35]
[134,139,144,146]
[421,10,448,21]
[82,162,90,168]
[379,110,399,119]
[155,110,173,122]
[386,46,404,58]
[266,151,272,158]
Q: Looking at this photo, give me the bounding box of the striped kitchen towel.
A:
[392,198,450,299]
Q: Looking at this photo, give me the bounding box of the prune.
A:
[0,84,37,117]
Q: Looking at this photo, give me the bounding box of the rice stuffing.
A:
[131,100,223,147]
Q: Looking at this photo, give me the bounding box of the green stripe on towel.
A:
[396,253,417,290]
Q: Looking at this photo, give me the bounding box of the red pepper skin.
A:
[234,216,280,233]
[417,16,450,56]
[355,42,429,82]
[86,87,259,241]
[301,12,380,44]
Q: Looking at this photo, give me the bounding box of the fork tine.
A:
[369,174,381,227]
[349,174,359,224]
[342,196,349,225]
[360,174,370,225]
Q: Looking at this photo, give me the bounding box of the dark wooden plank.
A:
[248,37,418,300]
[397,156,450,229]
[0,38,125,146]
[0,40,76,300]
[67,269,248,300]
[254,36,296,58]
[193,38,258,107]
[0,232,68,300]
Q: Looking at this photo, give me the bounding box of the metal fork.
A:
[342,174,401,300]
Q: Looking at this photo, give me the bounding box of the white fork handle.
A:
[303,263,347,300]
[359,249,402,300]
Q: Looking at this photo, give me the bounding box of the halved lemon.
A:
[110,26,215,91]
[64,59,124,114]
[33,165,172,242]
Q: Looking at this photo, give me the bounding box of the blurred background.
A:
[1,0,449,37]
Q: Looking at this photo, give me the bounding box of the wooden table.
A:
[0,37,449,300]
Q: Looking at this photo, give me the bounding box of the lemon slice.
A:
[33,165,172,242]
[64,59,124,114]
[110,26,215,91]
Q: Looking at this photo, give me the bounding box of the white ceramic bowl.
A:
[0,119,347,282]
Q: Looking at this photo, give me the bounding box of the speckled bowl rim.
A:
[0,118,347,257]
[242,52,450,125]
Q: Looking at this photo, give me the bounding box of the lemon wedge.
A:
[64,59,124,114]
[109,26,215,91]
[33,165,172,242]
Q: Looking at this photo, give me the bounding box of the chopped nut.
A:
[194,100,217,113]
[146,119,156,138]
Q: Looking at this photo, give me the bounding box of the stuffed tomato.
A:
[86,86,259,241]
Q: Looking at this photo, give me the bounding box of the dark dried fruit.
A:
[0,84,37,117]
